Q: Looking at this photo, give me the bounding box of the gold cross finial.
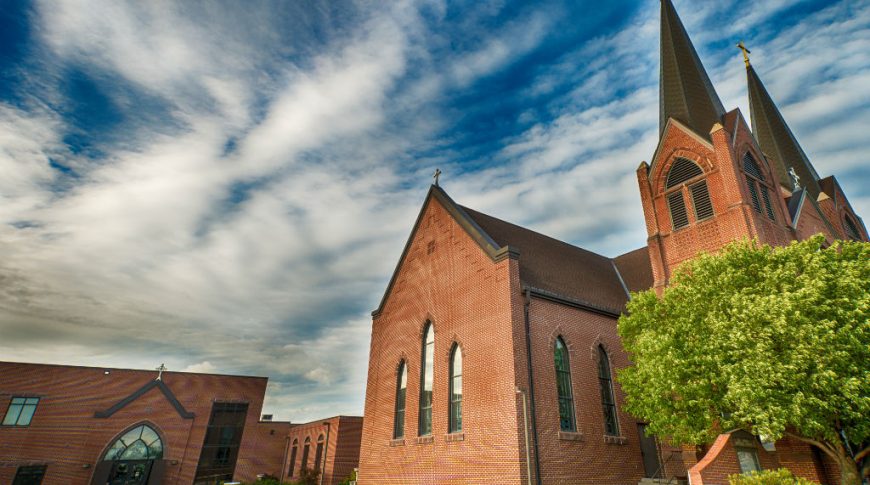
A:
[156,363,167,381]
[737,41,751,68]
[433,168,442,187]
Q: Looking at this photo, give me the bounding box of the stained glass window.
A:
[104,425,163,461]
[394,360,407,438]
[449,344,463,433]
[554,337,576,432]
[418,322,434,436]
[598,346,619,436]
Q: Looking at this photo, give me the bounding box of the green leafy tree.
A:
[618,236,869,485]
[729,468,818,485]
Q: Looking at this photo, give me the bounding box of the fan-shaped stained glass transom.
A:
[104,425,163,461]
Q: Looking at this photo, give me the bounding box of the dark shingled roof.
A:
[461,207,652,314]
[613,246,654,294]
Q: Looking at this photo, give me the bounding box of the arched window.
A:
[743,153,775,220]
[844,214,862,241]
[394,360,407,439]
[449,344,463,433]
[314,434,325,474]
[665,157,712,229]
[288,439,298,477]
[597,346,619,436]
[104,424,163,461]
[554,337,576,432]
[419,322,435,436]
[301,437,311,471]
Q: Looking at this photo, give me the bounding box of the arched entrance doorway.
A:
[92,424,165,485]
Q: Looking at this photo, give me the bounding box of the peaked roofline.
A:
[648,117,715,180]
[659,0,725,139]
[94,379,195,419]
[371,185,518,317]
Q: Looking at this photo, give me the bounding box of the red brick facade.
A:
[280,416,363,485]
[0,361,286,485]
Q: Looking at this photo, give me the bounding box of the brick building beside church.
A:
[357,0,867,484]
[0,362,363,485]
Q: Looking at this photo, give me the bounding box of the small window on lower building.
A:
[13,465,47,485]
[3,397,40,426]
[736,447,762,474]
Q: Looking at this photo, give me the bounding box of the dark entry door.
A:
[638,423,662,478]
[107,460,153,485]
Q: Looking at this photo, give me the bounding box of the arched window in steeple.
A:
[665,157,713,229]
[743,153,775,220]
[844,214,862,241]
[554,337,576,432]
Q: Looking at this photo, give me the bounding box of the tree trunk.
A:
[838,455,861,485]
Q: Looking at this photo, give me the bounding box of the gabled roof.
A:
[94,378,195,419]
[372,185,653,318]
[659,0,725,139]
[746,64,822,197]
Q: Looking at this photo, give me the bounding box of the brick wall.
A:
[0,361,271,485]
[235,420,293,483]
[282,416,362,485]
[357,196,525,484]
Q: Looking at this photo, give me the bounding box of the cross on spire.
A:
[155,363,167,381]
[737,41,751,68]
[433,168,442,187]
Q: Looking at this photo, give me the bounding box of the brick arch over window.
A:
[654,149,714,195]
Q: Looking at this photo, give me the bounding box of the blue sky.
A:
[0,0,868,421]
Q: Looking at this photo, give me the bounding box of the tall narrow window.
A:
[418,322,435,436]
[449,344,463,433]
[597,346,619,436]
[690,181,714,220]
[288,439,298,477]
[301,437,310,471]
[314,434,324,474]
[554,337,576,432]
[394,360,407,439]
[194,402,248,484]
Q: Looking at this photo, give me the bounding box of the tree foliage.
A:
[729,468,818,485]
[618,236,869,483]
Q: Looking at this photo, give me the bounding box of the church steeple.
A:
[746,62,822,196]
[659,0,725,138]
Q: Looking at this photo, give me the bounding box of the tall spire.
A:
[659,0,726,138]
[746,62,821,196]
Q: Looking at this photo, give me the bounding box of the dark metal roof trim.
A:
[94,380,195,419]
[524,285,622,318]
[371,185,518,317]
[610,260,632,300]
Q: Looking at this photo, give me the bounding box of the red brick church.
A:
[356,0,868,484]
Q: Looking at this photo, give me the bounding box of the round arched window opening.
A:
[104,424,164,461]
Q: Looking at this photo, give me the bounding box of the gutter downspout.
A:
[523,288,543,485]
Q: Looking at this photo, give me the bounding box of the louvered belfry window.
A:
[668,192,689,229]
[665,157,711,230]
[690,181,714,221]
[844,215,861,241]
[743,152,775,220]
[666,158,704,189]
